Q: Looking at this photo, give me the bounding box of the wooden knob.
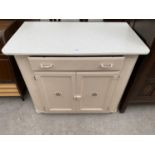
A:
[55,92,62,96]
[92,93,98,96]
[74,95,82,100]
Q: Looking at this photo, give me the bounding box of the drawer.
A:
[28,57,125,71]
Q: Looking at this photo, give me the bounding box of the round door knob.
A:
[73,95,82,100]
[92,93,98,96]
[55,92,62,96]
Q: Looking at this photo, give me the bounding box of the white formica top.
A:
[2,22,149,56]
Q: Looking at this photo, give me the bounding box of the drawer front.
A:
[28,57,125,71]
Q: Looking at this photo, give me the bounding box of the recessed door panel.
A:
[34,72,76,112]
[77,72,120,112]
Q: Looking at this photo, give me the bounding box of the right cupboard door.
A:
[77,72,120,112]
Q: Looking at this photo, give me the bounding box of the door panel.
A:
[77,72,120,112]
[34,72,76,112]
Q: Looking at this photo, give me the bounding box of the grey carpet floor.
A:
[0,94,155,135]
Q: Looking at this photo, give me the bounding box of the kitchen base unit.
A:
[14,56,138,113]
[2,22,149,113]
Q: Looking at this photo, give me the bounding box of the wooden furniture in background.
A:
[0,20,26,99]
[119,20,155,112]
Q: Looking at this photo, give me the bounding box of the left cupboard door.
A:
[34,72,76,112]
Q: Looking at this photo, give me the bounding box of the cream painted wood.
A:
[28,57,125,71]
[76,72,120,112]
[34,72,76,112]
[33,71,120,113]
[15,55,138,113]
[15,56,45,112]
[109,55,138,112]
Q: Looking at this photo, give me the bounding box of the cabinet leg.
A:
[20,87,27,101]
[119,101,128,113]
[20,96,25,101]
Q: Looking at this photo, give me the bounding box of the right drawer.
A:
[28,57,125,71]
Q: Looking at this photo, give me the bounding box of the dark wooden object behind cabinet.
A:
[0,20,26,99]
[119,20,155,112]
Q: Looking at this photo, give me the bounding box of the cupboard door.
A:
[77,72,120,112]
[34,72,76,112]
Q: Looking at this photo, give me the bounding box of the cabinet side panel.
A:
[110,55,138,112]
[15,56,44,112]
